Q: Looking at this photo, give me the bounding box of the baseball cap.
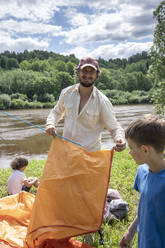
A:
[78,57,100,71]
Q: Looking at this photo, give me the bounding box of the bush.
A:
[128,95,141,104]
[128,90,151,104]
[10,99,28,109]
[102,90,130,105]
[11,93,28,101]
[37,93,55,103]
[42,102,56,108]
[101,89,152,105]
[0,94,11,109]
[28,101,43,109]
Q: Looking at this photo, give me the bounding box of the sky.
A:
[0,0,162,60]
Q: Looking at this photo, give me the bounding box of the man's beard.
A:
[79,81,94,87]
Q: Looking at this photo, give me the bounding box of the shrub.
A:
[128,95,141,104]
[28,101,43,109]
[0,94,11,109]
[11,93,28,101]
[10,99,27,109]
[42,102,56,108]
[37,93,55,103]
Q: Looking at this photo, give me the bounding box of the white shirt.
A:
[8,170,26,195]
[46,84,125,152]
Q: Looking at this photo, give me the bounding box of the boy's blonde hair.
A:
[10,156,28,170]
[125,114,165,153]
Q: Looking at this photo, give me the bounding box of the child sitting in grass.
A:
[120,114,165,248]
[8,156,40,195]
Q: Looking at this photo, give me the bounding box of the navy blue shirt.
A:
[134,163,165,248]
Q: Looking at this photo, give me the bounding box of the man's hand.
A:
[45,126,56,138]
[113,138,126,152]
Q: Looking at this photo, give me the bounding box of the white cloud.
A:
[0,0,59,21]
[0,37,49,53]
[62,46,89,59]
[90,42,153,59]
[64,41,153,59]
[0,0,162,58]
[87,0,162,10]
[63,3,156,46]
[0,19,62,36]
[64,8,89,27]
[0,0,161,22]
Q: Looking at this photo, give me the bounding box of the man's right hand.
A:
[45,126,56,138]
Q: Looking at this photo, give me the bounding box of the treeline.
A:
[0,50,154,110]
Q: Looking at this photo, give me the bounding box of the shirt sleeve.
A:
[134,170,140,192]
[46,89,66,128]
[19,172,26,183]
[100,97,125,142]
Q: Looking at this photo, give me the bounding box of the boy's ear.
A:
[141,145,150,154]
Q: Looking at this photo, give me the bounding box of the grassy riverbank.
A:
[0,148,138,247]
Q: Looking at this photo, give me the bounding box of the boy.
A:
[8,156,40,195]
[120,114,165,248]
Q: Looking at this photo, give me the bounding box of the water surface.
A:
[0,104,154,169]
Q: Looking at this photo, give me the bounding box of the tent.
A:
[0,138,113,248]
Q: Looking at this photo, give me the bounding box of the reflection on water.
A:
[0,105,154,169]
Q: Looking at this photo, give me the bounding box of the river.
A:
[0,104,155,169]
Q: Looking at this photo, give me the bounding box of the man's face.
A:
[79,66,97,87]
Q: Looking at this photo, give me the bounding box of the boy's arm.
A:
[119,215,138,248]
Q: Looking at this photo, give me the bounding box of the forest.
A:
[0,0,165,113]
[0,50,154,110]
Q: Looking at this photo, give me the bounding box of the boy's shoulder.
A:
[136,164,149,179]
[137,163,165,178]
[13,169,25,176]
[137,163,149,172]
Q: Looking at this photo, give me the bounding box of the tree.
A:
[151,0,165,114]
[20,60,31,70]
[7,58,19,69]
[66,61,75,76]
[0,94,11,109]
[55,72,73,97]
[124,72,138,92]
[125,60,150,74]
[96,68,112,89]
[54,60,66,72]
[0,56,8,69]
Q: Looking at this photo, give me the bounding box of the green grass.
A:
[0,148,138,247]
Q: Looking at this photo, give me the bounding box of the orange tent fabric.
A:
[0,192,35,248]
[0,192,94,248]
[25,137,113,248]
[0,137,113,248]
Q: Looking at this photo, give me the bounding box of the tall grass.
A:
[0,148,138,247]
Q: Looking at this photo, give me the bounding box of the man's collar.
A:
[74,84,79,92]
[74,83,96,98]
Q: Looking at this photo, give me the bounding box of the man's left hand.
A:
[113,139,126,152]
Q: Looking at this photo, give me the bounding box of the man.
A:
[46,56,126,152]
